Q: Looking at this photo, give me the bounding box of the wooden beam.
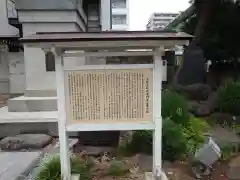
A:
[153,47,164,179]
[26,40,190,50]
[63,50,154,57]
[53,48,71,180]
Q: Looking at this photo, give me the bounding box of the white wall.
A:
[101,0,111,30]
[0,0,19,36]
[0,51,25,94]
[8,52,25,94]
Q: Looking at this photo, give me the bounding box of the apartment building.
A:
[111,0,129,30]
[146,12,179,30]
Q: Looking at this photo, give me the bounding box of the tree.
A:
[175,0,240,85]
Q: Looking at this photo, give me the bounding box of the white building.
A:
[0,0,130,96]
[146,12,179,30]
[111,0,129,30]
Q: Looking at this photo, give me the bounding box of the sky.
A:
[129,0,190,30]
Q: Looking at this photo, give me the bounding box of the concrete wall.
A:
[8,52,25,94]
[0,0,19,36]
[0,51,9,94]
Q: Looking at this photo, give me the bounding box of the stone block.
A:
[0,134,52,150]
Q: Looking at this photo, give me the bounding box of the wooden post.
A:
[53,48,71,180]
[153,47,163,179]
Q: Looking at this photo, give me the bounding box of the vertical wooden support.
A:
[153,47,163,179]
[53,48,71,180]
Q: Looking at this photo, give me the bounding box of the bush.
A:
[119,90,210,162]
[123,118,188,161]
[35,155,90,180]
[217,81,240,115]
[162,90,190,126]
[162,118,188,161]
[183,117,210,154]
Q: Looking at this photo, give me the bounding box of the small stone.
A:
[0,134,52,150]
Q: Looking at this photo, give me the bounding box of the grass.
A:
[35,155,91,180]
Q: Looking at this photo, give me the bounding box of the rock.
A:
[188,101,200,113]
[192,104,212,117]
[227,156,240,180]
[192,92,218,117]
[174,83,211,101]
[0,134,52,150]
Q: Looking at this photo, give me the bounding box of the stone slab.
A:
[7,96,57,112]
[0,134,52,150]
[0,151,42,180]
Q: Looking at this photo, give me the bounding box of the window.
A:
[45,51,55,71]
[112,15,126,25]
[112,0,126,8]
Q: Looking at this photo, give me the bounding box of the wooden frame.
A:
[53,49,164,180]
[21,31,192,180]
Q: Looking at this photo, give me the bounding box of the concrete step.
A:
[0,107,80,137]
[25,89,56,97]
[7,96,57,112]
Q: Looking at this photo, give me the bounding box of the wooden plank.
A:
[54,48,71,180]
[153,47,164,178]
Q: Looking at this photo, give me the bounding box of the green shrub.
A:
[123,118,188,161]
[217,81,240,115]
[183,117,210,154]
[118,90,208,162]
[162,118,188,161]
[35,155,90,180]
[162,90,190,126]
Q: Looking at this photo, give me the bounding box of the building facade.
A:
[146,12,179,30]
[111,0,129,30]
[0,0,129,95]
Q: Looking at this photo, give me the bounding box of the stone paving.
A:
[0,152,42,180]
